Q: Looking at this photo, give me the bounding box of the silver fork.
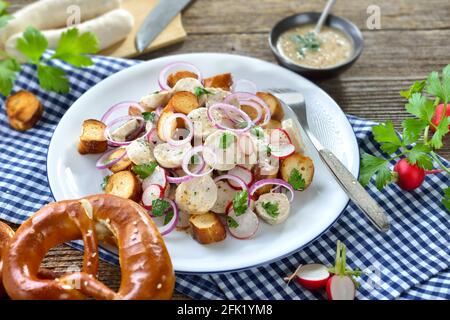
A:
[268,88,390,232]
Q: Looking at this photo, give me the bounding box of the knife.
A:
[135,0,192,52]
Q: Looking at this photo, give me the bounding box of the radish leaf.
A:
[359,153,392,190]
[442,188,450,212]
[400,80,426,99]
[426,65,450,105]
[372,121,403,154]
[405,93,435,123]
[402,118,428,145]
[407,143,433,170]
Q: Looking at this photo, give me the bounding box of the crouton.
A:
[78,119,108,154]
[108,147,132,173]
[167,71,198,88]
[256,92,285,121]
[189,212,226,244]
[281,153,314,190]
[6,90,43,131]
[104,170,142,202]
[167,91,199,115]
[203,73,233,91]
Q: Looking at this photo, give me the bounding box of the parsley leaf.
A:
[430,115,449,149]
[0,57,20,96]
[288,168,305,191]
[142,111,156,122]
[233,190,248,216]
[132,162,158,179]
[359,153,393,190]
[227,216,239,228]
[262,201,279,218]
[426,65,450,105]
[250,126,264,139]
[400,80,426,99]
[51,28,99,67]
[405,93,435,123]
[219,132,234,149]
[402,118,428,145]
[442,187,450,213]
[0,1,12,29]
[152,199,170,217]
[407,143,433,170]
[37,64,70,93]
[16,26,48,64]
[194,86,211,97]
[163,210,174,225]
[372,121,403,154]
[100,175,110,191]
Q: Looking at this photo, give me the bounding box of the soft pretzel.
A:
[2,195,175,300]
[0,221,14,297]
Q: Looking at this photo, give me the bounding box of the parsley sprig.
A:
[232,190,248,216]
[288,168,306,191]
[360,65,450,211]
[194,86,211,97]
[0,26,99,96]
[262,201,279,218]
[291,32,321,58]
[132,162,158,179]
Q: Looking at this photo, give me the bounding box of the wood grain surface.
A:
[5,0,450,300]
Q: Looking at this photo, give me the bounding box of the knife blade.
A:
[135,0,192,52]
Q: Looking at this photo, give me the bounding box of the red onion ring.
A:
[207,103,252,133]
[181,146,216,177]
[232,79,257,94]
[214,174,250,207]
[163,113,194,146]
[95,148,127,170]
[225,92,271,126]
[249,178,295,202]
[158,61,203,91]
[167,155,205,184]
[157,199,179,236]
[100,101,142,123]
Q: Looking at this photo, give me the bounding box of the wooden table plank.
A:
[5,0,450,300]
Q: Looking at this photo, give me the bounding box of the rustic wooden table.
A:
[10,0,450,300]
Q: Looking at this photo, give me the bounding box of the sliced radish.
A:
[227,208,259,239]
[270,128,292,145]
[142,166,167,190]
[227,166,253,190]
[326,275,356,300]
[238,133,255,155]
[270,144,295,159]
[142,184,164,209]
[295,264,330,290]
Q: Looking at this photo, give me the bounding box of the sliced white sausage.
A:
[187,107,218,140]
[153,142,192,169]
[110,118,141,142]
[175,175,218,213]
[139,90,172,111]
[0,0,121,46]
[255,193,290,225]
[211,180,236,214]
[281,119,306,153]
[126,138,155,165]
[203,130,238,171]
[6,9,134,61]
[172,78,203,94]
[198,87,230,107]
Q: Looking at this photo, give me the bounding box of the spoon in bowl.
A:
[314,0,337,34]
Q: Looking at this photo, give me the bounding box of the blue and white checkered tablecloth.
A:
[0,55,449,300]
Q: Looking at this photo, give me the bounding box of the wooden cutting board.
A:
[101,0,187,58]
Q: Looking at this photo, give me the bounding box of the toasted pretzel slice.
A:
[2,195,175,300]
[0,221,14,297]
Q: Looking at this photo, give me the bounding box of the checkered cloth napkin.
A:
[1,55,449,300]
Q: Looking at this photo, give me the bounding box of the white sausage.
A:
[211,180,236,214]
[0,0,121,46]
[6,9,134,61]
[153,143,192,169]
[175,175,218,214]
[255,193,290,225]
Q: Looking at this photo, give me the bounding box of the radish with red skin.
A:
[142,184,164,209]
[295,263,330,290]
[430,103,450,133]
[269,128,295,159]
[227,166,253,190]
[393,158,425,191]
[326,275,356,300]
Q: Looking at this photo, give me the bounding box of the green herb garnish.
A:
[262,201,279,218]
[236,121,248,129]
[219,132,235,149]
[142,111,156,122]
[163,209,174,225]
[132,161,158,179]
[291,32,321,58]
[0,1,13,29]
[442,187,450,212]
[227,216,239,228]
[288,168,306,191]
[250,126,264,139]
[232,190,248,216]
[152,199,170,217]
[194,86,212,97]
[100,175,110,191]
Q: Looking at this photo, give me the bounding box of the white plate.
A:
[47,53,359,274]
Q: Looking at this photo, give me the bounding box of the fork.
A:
[267,88,390,232]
